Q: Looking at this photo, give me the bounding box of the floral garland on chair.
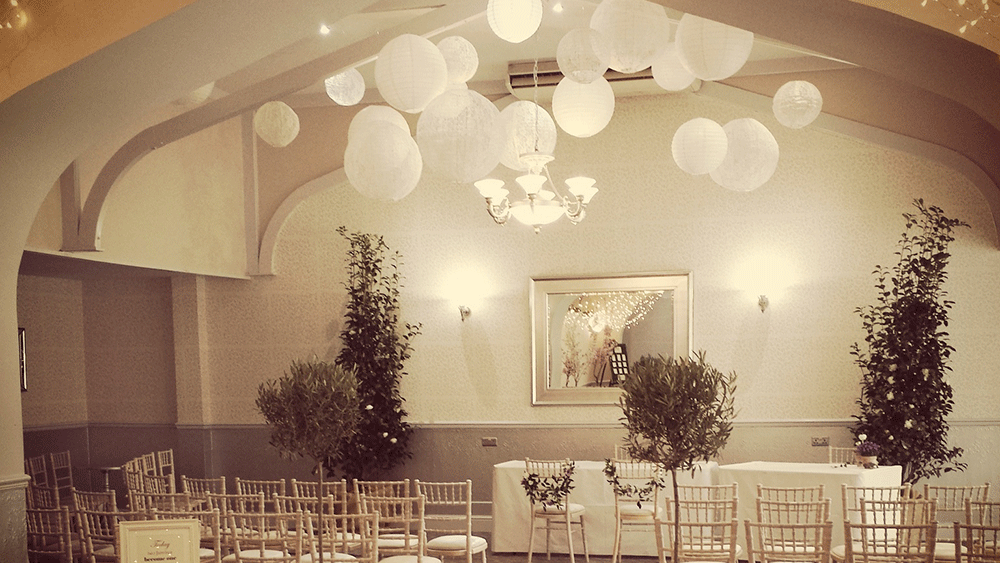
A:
[603,459,665,508]
[521,461,575,508]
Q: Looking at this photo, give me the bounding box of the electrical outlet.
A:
[811,436,830,447]
[481,437,498,447]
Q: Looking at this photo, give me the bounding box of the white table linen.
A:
[491,459,718,555]
[717,461,903,550]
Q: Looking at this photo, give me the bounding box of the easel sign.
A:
[120,519,199,563]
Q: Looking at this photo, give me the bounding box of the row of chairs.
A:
[123,448,176,494]
[25,450,73,506]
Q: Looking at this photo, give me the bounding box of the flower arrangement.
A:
[521,461,575,507]
[603,459,665,508]
[855,434,880,457]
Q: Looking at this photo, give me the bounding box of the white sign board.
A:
[119,519,200,563]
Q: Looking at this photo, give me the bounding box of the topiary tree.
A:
[619,351,736,563]
[333,226,421,480]
[256,358,359,563]
[851,199,969,484]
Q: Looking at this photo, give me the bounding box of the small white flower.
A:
[887,376,894,384]
[858,434,867,442]
[886,391,894,400]
[922,368,930,377]
[889,364,897,372]
[905,420,913,429]
[390,438,397,444]
[365,404,374,410]
[382,432,389,438]
[888,435,894,441]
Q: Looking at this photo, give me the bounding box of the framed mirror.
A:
[531,273,691,405]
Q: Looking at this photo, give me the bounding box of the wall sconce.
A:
[758,295,769,312]
[734,251,796,314]
[458,305,471,322]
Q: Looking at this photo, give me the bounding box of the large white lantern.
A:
[487,0,543,44]
[772,80,823,129]
[345,121,423,201]
[324,68,366,106]
[589,0,671,74]
[551,76,615,138]
[652,42,696,91]
[437,36,479,86]
[416,89,503,184]
[671,117,728,175]
[374,34,448,114]
[710,118,779,192]
[675,14,754,81]
[253,101,300,148]
[556,28,611,84]
[347,105,410,144]
[498,101,557,171]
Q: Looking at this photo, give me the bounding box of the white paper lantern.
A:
[671,117,728,175]
[324,68,366,106]
[589,0,671,74]
[772,80,823,129]
[374,34,448,114]
[487,0,543,44]
[345,121,423,201]
[652,42,696,91]
[437,36,479,85]
[498,101,557,171]
[710,118,779,192]
[551,76,615,138]
[556,28,611,84]
[172,82,215,106]
[253,101,300,148]
[416,89,503,184]
[348,105,410,144]
[675,14,754,81]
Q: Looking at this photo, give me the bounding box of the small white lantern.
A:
[345,121,423,201]
[652,42,696,92]
[437,36,479,86]
[253,101,300,148]
[374,34,448,114]
[556,28,611,84]
[772,80,823,129]
[172,82,215,106]
[551,76,615,138]
[671,117,728,175]
[416,89,504,184]
[347,105,410,144]
[324,68,366,106]
[487,0,543,44]
[498,101,557,171]
[710,118,779,192]
[589,0,671,74]
[675,14,754,81]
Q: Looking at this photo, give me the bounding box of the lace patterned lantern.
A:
[710,118,779,192]
[437,36,479,87]
[487,0,543,44]
[374,34,448,114]
[416,89,503,184]
[772,80,823,129]
[324,68,366,106]
[671,117,728,175]
[589,0,671,74]
[498,100,557,171]
[675,14,754,81]
[556,28,611,84]
[345,121,423,201]
[551,76,615,138]
[253,101,300,148]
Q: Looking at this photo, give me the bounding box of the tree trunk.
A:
[672,467,680,563]
[318,461,325,563]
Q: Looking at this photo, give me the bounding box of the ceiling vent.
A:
[505,59,663,101]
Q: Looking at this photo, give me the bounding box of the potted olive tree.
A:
[256,358,360,563]
[618,352,737,563]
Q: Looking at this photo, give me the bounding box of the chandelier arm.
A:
[485,196,511,225]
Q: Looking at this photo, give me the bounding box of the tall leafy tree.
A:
[333,226,421,480]
[851,199,969,484]
[619,352,736,563]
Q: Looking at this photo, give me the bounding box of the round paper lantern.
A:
[416,89,504,184]
[437,36,479,85]
[498,101,557,171]
[556,28,611,84]
[589,0,671,74]
[675,14,754,81]
[253,101,300,148]
[487,0,543,44]
[374,34,448,114]
[324,68,366,106]
[345,121,423,201]
[173,82,215,106]
[671,117,728,175]
[551,76,615,138]
[652,43,696,91]
[348,105,410,144]
[710,118,779,192]
[772,80,823,129]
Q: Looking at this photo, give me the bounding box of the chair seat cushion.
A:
[222,549,288,561]
[381,556,443,563]
[936,541,957,560]
[620,506,660,519]
[535,502,585,515]
[426,534,489,552]
[199,547,217,559]
[300,552,358,562]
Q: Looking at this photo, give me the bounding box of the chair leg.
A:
[612,518,621,563]
[545,519,552,560]
[654,521,666,563]
[566,515,576,563]
[528,512,536,563]
[579,514,589,563]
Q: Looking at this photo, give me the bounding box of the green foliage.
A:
[603,459,665,507]
[333,226,421,480]
[851,199,969,484]
[255,358,360,470]
[521,462,575,507]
